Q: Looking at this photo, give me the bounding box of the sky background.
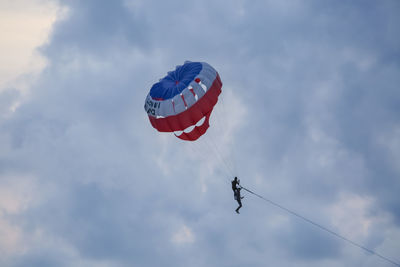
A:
[1,0,400,266]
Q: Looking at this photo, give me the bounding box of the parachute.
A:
[144,61,222,141]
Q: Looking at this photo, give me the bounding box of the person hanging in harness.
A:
[232,177,244,214]
[232,177,240,194]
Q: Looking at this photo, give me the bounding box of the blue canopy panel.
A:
[150,62,203,100]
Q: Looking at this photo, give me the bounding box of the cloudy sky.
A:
[1,0,400,266]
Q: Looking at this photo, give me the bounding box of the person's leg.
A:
[235,200,242,213]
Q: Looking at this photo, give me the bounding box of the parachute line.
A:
[207,135,235,176]
[239,185,400,267]
[210,97,238,175]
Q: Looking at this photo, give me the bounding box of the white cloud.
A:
[0,217,23,257]
[0,0,60,87]
[0,175,36,214]
[171,225,195,245]
[329,193,375,241]
[0,174,39,258]
[0,0,66,119]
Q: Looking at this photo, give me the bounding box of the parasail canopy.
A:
[144,61,222,141]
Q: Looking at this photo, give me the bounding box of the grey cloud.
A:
[44,0,150,58]
[1,0,399,266]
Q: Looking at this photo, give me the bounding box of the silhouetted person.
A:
[235,187,243,214]
[232,177,240,194]
[232,177,243,213]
